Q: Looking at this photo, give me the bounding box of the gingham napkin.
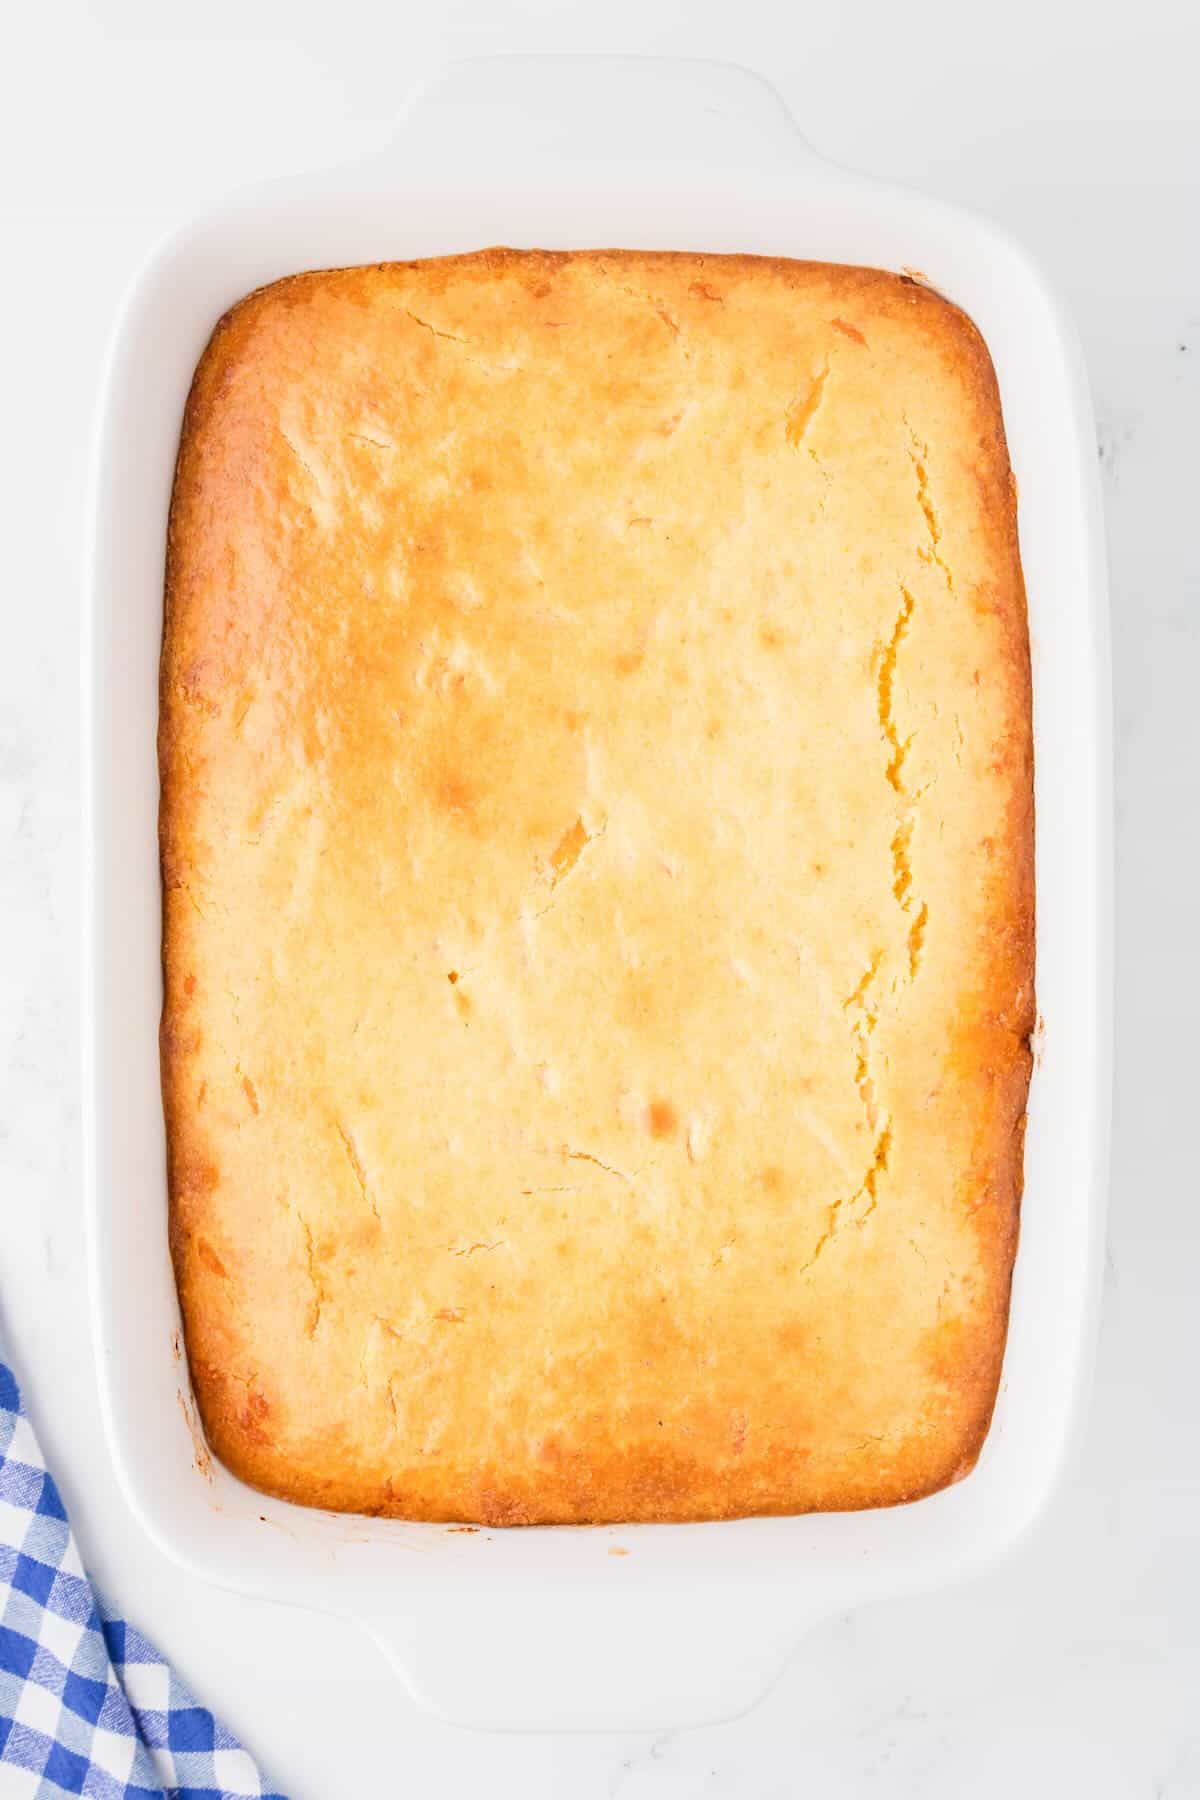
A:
[0,1359,285,1800]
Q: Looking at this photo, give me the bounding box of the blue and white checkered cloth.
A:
[0,1359,285,1799]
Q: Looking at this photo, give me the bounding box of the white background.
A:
[2,1,1197,1794]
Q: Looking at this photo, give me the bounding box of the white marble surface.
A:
[2,0,1197,1793]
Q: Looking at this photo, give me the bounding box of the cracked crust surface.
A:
[161,250,1034,1523]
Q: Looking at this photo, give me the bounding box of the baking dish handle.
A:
[356,1573,835,1732]
[375,54,815,177]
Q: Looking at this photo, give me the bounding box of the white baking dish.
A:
[83,55,1111,1733]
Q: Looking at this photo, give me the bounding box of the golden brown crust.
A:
[160,249,1033,1524]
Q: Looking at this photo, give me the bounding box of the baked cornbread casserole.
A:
[160,249,1034,1524]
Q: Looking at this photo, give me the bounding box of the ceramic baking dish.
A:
[83,55,1111,1732]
